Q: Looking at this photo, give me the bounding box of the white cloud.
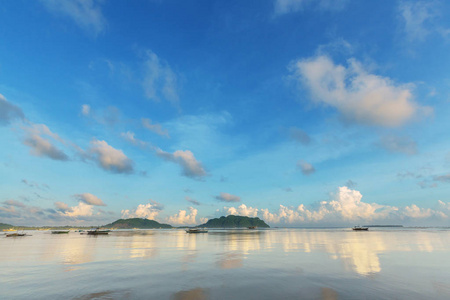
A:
[0,93,25,126]
[142,118,169,137]
[73,193,106,206]
[215,192,241,203]
[87,139,134,174]
[223,187,449,226]
[41,0,106,36]
[156,148,207,179]
[56,201,94,218]
[291,55,430,127]
[166,207,203,226]
[274,0,348,15]
[121,201,163,220]
[378,135,417,155]
[143,50,180,108]
[223,204,259,217]
[297,160,315,175]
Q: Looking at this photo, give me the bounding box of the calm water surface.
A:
[1,228,450,299]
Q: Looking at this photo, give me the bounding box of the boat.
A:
[248,226,257,229]
[185,228,208,233]
[352,226,369,231]
[6,232,27,237]
[86,228,110,235]
[52,230,69,234]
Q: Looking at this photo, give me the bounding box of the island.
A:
[0,223,13,230]
[199,215,270,228]
[103,218,173,229]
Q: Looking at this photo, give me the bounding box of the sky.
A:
[1,0,450,227]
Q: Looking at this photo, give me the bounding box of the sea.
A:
[1,228,450,299]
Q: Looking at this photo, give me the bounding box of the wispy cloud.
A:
[142,118,169,137]
[378,135,418,155]
[289,127,311,145]
[297,160,315,175]
[142,50,180,109]
[399,1,449,42]
[186,196,200,206]
[0,93,25,126]
[41,0,107,36]
[274,0,349,15]
[22,124,69,161]
[73,193,106,206]
[290,55,431,127]
[215,192,241,203]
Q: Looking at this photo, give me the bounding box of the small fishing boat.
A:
[52,230,70,234]
[6,232,27,237]
[87,228,110,235]
[352,226,369,231]
[248,226,257,229]
[186,228,208,233]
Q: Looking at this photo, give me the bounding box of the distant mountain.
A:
[199,215,270,228]
[0,223,14,230]
[104,218,172,229]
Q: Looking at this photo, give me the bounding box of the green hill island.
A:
[199,215,270,228]
[104,218,172,229]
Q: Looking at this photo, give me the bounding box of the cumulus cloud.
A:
[156,148,207,179]
[291,55,429,127]
[223,204,259,217]
[222,187,449,226]
[41,0,107,36]
[142,50,180,108]
[289,127,311,145]
[22,124,69,161]
[121,200,164,220]
[378,135,418,155]
[274,0,349,15]
[87,139,134,174]
[73,193,106,206]
[0,93,25,126]
[215,192,241,203]
[56,201,94,218]
[166,207,205,226]
[297,160,315,175]
[142,118,169,137]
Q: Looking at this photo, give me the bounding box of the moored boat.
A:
[186,228,208,233]
[248,226,257,229]
[87,228,110,235]
[52,230,70,234]
[6,232,27,237]
[352,226,369,231]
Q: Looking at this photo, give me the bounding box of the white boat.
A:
[186,228,208,233]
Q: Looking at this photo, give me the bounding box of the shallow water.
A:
[1,228,450,299]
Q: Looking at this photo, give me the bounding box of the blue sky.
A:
[1,0,450,226]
